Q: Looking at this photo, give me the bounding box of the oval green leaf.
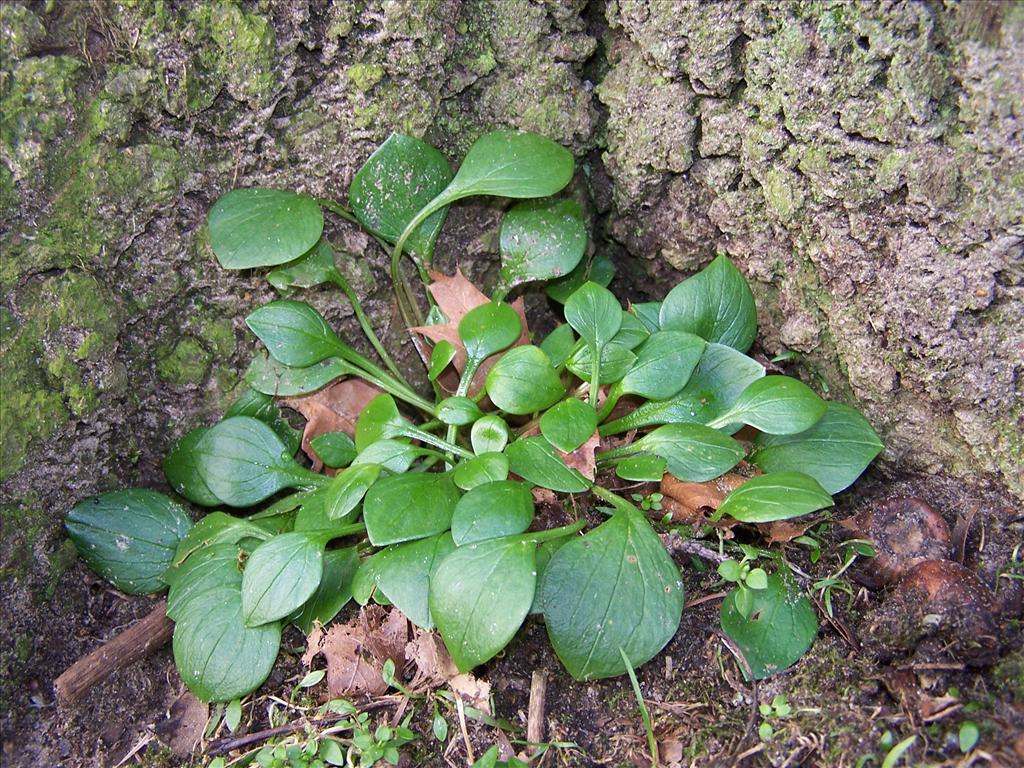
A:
[566,343,636,385]
[173,590,281,701]
[208,188,323,269]
[244,351,350,397]
[355,394,407,450]
[750,403,883,493]
[241,532,325,627]
[349,134,453,261]
[540,398,598,454]
[363,472,460,546]
[720,575,817,680]
[505,437,590,493]
[564,281,622,350]
[659,255,757,352]
[541,506,684,680]
[246,300,341,368]
[707,375,826,435]
[458,302,522,367]
[66,489,193,595]
[291,547,359,635]
[538,324,576,368]
[194,417,318,508]
[485,346,565,415]
[498,198,586,291]
[619,331,706,400]
[310,431,357,469]
[451,480,534,545]
[164,427,223,507]
[630,424,744,482]
[358,533,455,629]
[430,535,538,671]
[716,471,833,523]
[452,452,509,491]
[225,388,302,456]
[471,415,510,455]
[441,130,574,202]
[437,396,484,427]
[614,455,667,482]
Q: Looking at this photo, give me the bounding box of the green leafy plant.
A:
[66,129,883,708]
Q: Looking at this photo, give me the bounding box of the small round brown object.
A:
[841,496,951,588]
[888,560,1000,666]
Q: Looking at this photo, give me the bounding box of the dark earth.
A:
[1,1,1022,766]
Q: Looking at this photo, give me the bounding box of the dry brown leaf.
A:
[282,378,383,470]
[761,519,813,544]
[303,607,409,698]
[154,691,207,757]
[410,269,529,395]
[558,429,600,481]
[660,472,749,522]
[405,630,459,689]
[449,672,492,716]
[360,605,409,677]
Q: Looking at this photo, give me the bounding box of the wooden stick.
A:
[527,670,547,747]
[55,599,173,706]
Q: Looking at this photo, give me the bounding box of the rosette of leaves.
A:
[67,130,882,702]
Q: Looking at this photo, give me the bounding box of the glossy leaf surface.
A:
[208,188,323,269]
[166,543,241,622]
[349,134,453,260]
[310,431,357,468]
[324,463,381,521]
[539,324,576,368]
[628,424,744,482]
[540,398,598,454]
[66,490,193,594]
[618,331,706,400]
[430,535,537,671]
[244,352,349,397]
[716,471,833,523]
[659,255,757,352]
[451,480,534,545]
[566,344,636,385]
[720,575,817,680]
[437,396,484,427]
[498,199,586,291]
[505,437,590,493]
[485,346,564,415]
[194,417,317,507]
[438,130,574,202]
[173,590,280,702]
[541,505,684,680]
[452,452,509,491]
[363,472,460,546]
[241,532,324,627]
[614,455,667,482]
[564,282,622,351]
[750,403,883,493]
[471,415,510,455]
[357,533,455,629]
[458,302,521,367]
[164,427,222,507]
[245,300,340,367]
[708,376,826,435]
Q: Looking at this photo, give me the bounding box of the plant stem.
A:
[524,518,587,544]
[589,344,600,408]
[596,384,622,422]
[401,427,474,460]
[620,648,659,768]
[327,269,406,383]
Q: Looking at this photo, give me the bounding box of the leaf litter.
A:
[282,378,384,470]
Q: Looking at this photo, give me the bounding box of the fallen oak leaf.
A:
[302,607,409,698]
[411,269,529,395]
[558,429,600,482]
[282,378,384,470]
[759,518,814,545]
[660,472,750,523]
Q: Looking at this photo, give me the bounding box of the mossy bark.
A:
[0,0,1020,763]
